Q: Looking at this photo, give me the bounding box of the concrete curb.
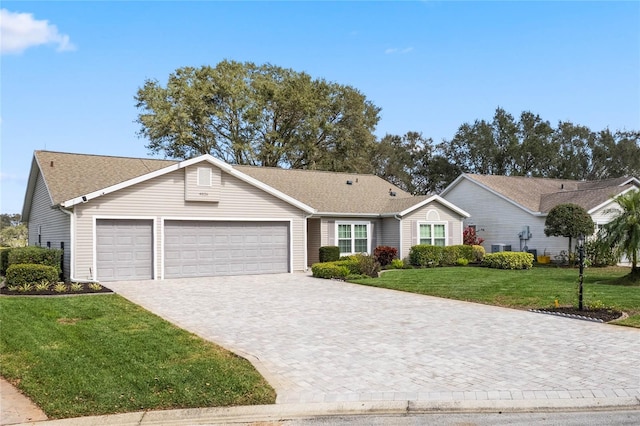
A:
[12,397,640,426]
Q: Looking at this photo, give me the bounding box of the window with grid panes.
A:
[419,223,446,247]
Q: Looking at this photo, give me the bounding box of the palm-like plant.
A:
[603,189,640,276]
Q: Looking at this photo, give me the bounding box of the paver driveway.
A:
[107,273,640,405]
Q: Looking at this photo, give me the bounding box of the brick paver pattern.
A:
[107,273,640,404]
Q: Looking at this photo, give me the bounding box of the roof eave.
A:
[60,154,316,214]
[587,186,639,214]
[445,173,542,216]
[312,212,382,218]
[397,194,471,218]
[22,154,56,220]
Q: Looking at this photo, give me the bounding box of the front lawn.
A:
[350,266,640,327]
[0,295,275,419]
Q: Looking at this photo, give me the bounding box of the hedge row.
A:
[6,264,59,286]
[312,254,380,279]
[408,244,479,268]
[482,252,534,270]
[7,246,63,274]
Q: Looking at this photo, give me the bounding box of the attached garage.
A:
[96,219,153,281]
[163,220,290,278]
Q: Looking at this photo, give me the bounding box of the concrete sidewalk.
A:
[0,378,47,425]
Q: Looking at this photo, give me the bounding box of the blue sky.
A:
[2,1,639,214]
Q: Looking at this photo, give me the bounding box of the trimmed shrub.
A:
[482,252,534,270]
[472,245,486,262]
[373,246,397,267]
[6,264,59,286]
[0,247,11,275]
[409,245,443,268]
[389,259,404,269]
[456,258,469,266]
[319,246,340,263]
[353,253,380,278]
[311,262,350,279]
[8,246,63,274]
[441,245,474,266]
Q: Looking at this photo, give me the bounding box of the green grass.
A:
[351,266,640,327]
[0,295,275,419]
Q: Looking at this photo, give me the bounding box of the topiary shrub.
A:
[472,245,486,262]
[0,247,11,276]
[311,262,350,279]
[6,263,59,286]
[8,246,63,274]
[373,246,397,267]
[456,258,469,266]
[319,246,340,263]
[409,245,444,268]
[482,252,534,270]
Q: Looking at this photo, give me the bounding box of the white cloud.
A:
[385,47,414,55]
[1,9,76,54]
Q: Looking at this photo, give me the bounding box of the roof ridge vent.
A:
[346,180,353,185]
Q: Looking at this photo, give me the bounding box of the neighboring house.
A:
[441,173,640,258]
[22,151,469,282]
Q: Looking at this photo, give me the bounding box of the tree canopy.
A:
[135,60,380,173]
[544,203,595,257]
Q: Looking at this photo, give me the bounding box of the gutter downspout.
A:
[58,206,97,283]
[394,214,403,259]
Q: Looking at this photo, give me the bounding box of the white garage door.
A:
[96,219,153,281]
[164,221,289,278]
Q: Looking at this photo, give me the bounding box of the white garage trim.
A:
[160,217,294,280]
[93,216,158,281]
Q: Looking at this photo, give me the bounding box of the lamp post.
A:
[577,234,585,311]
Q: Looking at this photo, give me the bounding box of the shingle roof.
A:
[464,174,638,213]
[31,151,423,215]
[235,165,413,214]
[34,151,177,205]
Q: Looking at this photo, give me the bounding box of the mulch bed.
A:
[529,306,624,323]
[0,282,113,296]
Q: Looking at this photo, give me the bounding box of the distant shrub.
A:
[0,247,11,275]
[585,237,619,267]
[319,246,340,263]
[6,264,59,286]
[463,227,485,245]
[8,246,62,274]
[373,246,397,267]
[409,245,443,268]
[311,262,350,279]
[482,252,534,270]
[472,245,486,262]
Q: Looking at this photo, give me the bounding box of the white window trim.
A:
[336,221,371,255]
[417,221,448,247]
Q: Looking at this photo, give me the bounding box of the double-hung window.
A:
[419,223,446,247]
[337,223,369,255]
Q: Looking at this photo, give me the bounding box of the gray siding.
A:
[28,171,71,279]
[380,217,401,255]
[307,218,321,266]
[73,167,307,281]
[400,201,465,257]
[443,179,567,256]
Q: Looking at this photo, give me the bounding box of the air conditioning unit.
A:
[491,244,512,253]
